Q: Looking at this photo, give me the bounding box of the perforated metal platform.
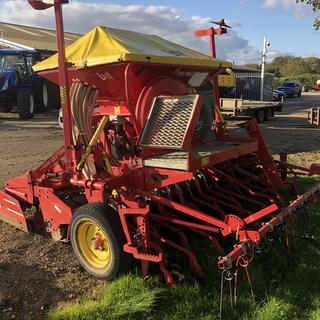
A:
[143,141,258,171]
[139,94,201,149]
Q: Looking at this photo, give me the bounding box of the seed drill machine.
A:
[1,0,320,291]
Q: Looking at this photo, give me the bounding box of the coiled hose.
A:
[70,80,99,179]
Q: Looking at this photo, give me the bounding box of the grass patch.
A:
[155,283,220,320]
[309,298,320,320]
[49,176,320,320]
[48,274,163,320]
[252,297,295,320]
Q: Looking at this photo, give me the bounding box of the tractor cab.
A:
[0,50,34,80]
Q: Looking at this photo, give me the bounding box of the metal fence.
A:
[220,72,274,101]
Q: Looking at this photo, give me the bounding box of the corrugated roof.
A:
[233,65,261,73]
[0,22,81,51]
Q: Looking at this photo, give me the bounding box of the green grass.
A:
[309,298,320,320]
[48,275,164,320]
[252,297,295,320]
[49,177,320,320]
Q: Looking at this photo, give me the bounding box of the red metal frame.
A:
[194,24,227,131]
[29,1,74,171]
[0,2,319,290]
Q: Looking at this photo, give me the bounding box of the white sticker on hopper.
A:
[188,72,208,87]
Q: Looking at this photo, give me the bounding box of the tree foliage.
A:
[297,0,320,29]
[266,56,320,77]
[243,56,320,77]
[242,55,320,86]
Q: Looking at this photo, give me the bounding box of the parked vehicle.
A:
[220,98,282,122]
[0,49,59,119]
[272,89,286,101]
[314,80,320,91]
[301,84,309,92]
[58,107,63,128]
[277,80,302,98]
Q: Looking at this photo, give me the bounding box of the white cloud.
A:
[263,0,278,8]
[262,0,314,18]
[263,0,299,8]
[0,0,268,64]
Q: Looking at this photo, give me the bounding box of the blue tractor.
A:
[0,49,59,119]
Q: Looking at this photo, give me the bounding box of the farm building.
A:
[0,21,80,51]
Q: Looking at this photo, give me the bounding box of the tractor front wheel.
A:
[70,203,131,279]
[17,88,35,119]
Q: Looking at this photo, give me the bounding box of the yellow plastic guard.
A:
[33,26,231,72]
[218,74,236,87]
[218,68,236,87]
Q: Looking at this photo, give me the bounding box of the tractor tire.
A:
[32,79,47,113]
[255,109,265,123]
[70,202,132,279]
[264,108,273,121]
[17,88,35,119]
[42,80,60,109]
[0,105,13,112]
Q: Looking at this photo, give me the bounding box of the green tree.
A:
[240,55,320,82]
[305,57,320,73]
[264,56,311,77]
[241,63,260,70]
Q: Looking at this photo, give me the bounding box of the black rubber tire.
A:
[32,78,47,113]
[264,108,273,121]
[297,91,302,98]
[17,88,35,119]
[43,80,60,109]
[0,105,13,112]
[70,202,132,279]
[255,109,265,123]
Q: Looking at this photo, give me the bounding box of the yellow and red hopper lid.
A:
[33,26,231,72]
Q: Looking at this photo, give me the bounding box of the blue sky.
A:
[92,0,318,57]
[0,0,319,64]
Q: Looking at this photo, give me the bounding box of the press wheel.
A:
[70,203,131,279]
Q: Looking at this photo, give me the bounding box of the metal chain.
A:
[219,269,226,319]
[219,269,234,319]
[226,270,234,312]
[239,257,255,302]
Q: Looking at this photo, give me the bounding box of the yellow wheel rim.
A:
[76,219,112,269]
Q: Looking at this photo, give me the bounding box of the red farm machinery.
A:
[1,0,320,295]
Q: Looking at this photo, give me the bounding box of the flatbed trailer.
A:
[220,98,282,122]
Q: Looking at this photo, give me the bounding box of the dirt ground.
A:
[255,92,320,166]
[0,112,104,320]
[0,92,319,319]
